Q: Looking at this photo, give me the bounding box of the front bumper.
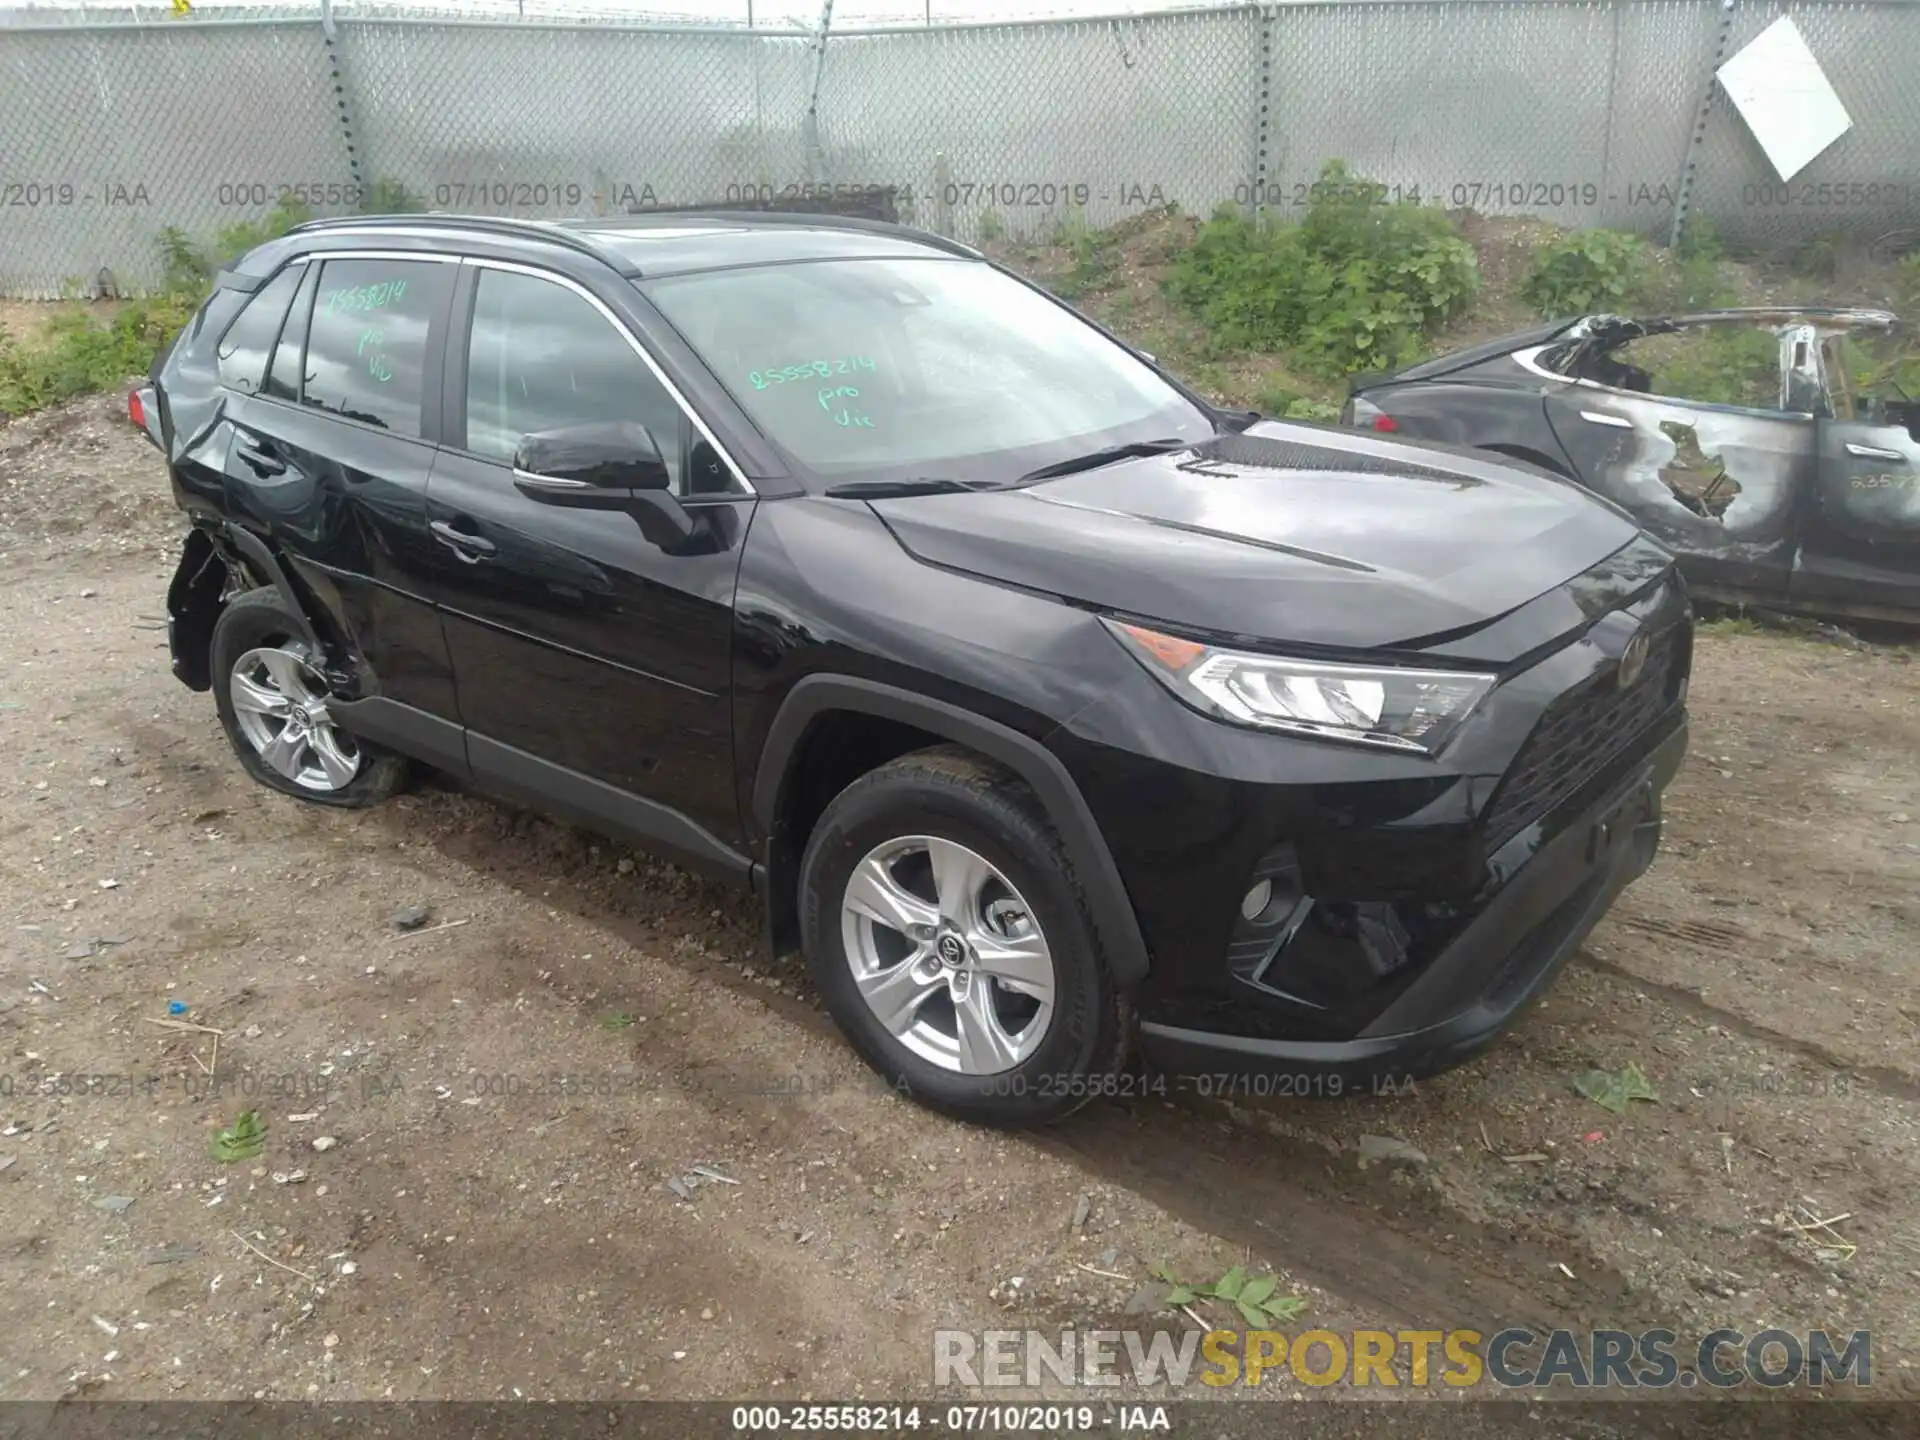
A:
[1135,717,1687,1086]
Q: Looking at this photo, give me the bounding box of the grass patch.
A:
[1048,210,1124,300]
[1696,611,1765,637]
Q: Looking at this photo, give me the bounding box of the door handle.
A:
[429,519,496,560]
[1845,441,1906,462]
[234,441,286,476]
[1578,410,1633,429]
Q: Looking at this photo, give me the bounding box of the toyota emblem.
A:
[1617,629,1651,690]
[937,934,966,967]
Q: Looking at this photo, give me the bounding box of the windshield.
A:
[642,256,1215,484]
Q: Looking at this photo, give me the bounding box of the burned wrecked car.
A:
[1344,309,1920,622]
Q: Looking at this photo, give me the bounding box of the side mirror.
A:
[512,421,671,505]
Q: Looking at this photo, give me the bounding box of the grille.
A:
[1482,625,1683,854]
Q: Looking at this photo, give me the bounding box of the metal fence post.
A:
[1253,4,1274,221]
[1669,0,1739,250]
[320,0,367,205]
[803,0,836,184]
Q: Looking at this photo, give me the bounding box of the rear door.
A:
[424,258,754,865]
[220,251,460,727]
[1538,322,1811,601]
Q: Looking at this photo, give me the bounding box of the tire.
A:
[798,745,1132,1126]
[209,587,406,808]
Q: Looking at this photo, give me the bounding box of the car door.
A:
[218,250,462,737]
[424,258,755,875]
[1537,321,1812,603]
[1792,332,1920,615]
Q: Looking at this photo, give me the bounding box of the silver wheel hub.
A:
[229,642,362,794]
[840,835,1056,1076]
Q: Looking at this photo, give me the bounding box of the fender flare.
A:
[221,524,326,655]
[753,675,1151,988]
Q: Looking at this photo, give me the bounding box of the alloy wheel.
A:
[839,834,1056,1075]
[228,641,362,793]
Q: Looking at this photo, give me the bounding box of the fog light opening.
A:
[1240,879,1273,922]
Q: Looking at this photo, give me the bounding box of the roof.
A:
[568,212,980,277]
[1577,307,1899,342]
[278,210,979,281]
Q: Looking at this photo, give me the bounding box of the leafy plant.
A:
[1519,229,1648,317]
[1900,251,1920,318]
[1256,378,1339,421]
[975,208,1004,244]
[1673,215,1725,264]
[1649,326,1781,408]
[1049,209,1121,300]
[0,200,309,418]
[360,176,427,215]
[211,1109,268,1163]
[1572,1062,1657,1114]
[1153,1262,1307,1329]
[1788,232,1841,282]
[1163,161,1475,379]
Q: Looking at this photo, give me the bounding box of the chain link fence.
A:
[3,0,1919,297]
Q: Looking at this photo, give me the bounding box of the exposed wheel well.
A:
[763,710,953,958]
[165,528,232,692]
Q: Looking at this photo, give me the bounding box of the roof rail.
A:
[606,208,983,261]
[284,213,641,276]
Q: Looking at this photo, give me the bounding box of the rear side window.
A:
[264,263,319,403]
[301,258,452,436]
[215,263,305,395]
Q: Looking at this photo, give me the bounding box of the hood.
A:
[869,423,1643,652]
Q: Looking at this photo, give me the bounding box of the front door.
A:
[425,259,755,873]
[1795,413,1920,616]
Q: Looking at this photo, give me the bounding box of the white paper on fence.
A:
[1715,16,1852,183]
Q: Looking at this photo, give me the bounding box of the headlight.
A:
[1105,619,1496,755]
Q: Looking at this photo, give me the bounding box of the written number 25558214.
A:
[749,356,875,389]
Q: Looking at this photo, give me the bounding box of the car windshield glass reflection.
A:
[644,257,1214,483]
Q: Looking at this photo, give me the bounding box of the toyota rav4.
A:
[136,211,1692,1125]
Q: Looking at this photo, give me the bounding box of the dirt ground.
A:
[2,384,1919,1413]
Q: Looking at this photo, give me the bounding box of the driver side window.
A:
[463,267,689,494]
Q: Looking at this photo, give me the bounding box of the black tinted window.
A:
[303,259,451,436]
[216,263,304,395]
[264,262,319,403]
[464,267,688,492]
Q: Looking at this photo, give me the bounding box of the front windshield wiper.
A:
[1016,437,1192,484]
[822,477,1005,499]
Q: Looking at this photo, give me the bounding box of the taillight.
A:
[127,388,145,429]
[1348,395,1399,433]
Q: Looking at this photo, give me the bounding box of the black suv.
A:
[137,212,1691,1125]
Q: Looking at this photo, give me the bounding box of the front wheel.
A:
[798,746,1131,1126]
